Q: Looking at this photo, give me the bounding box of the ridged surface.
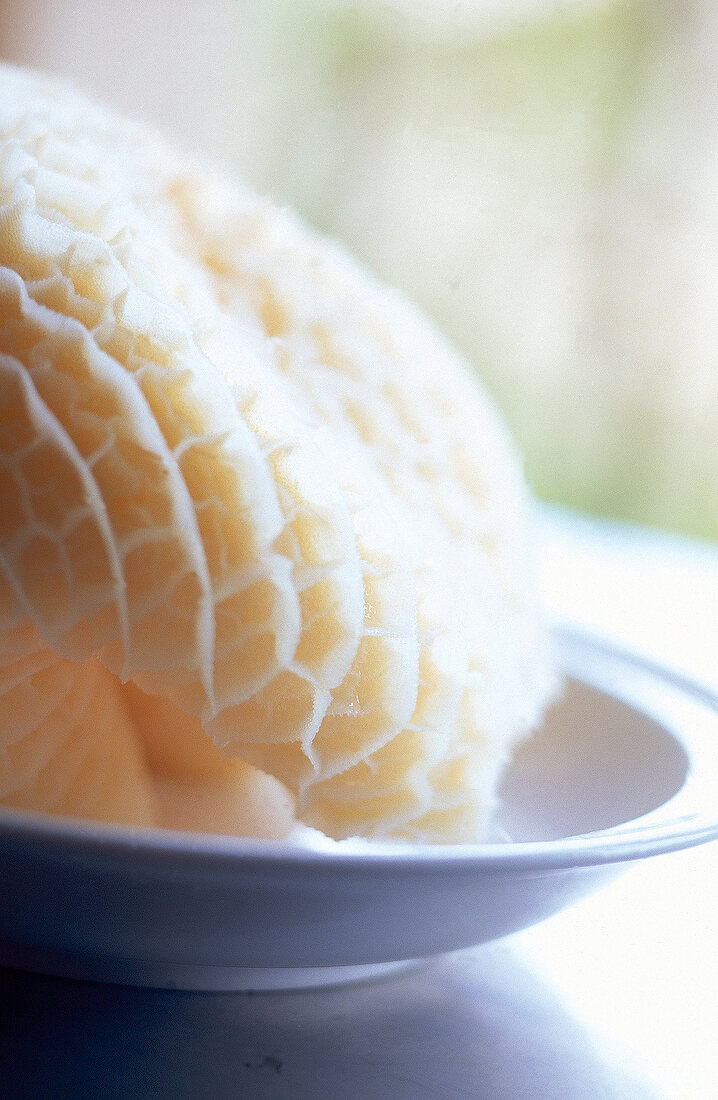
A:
[0,65,554,841]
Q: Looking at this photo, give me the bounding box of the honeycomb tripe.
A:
[0,63,555,843]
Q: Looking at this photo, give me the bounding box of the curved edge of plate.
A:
[2,626,718,988]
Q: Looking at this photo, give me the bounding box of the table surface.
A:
[3,509,718,1100]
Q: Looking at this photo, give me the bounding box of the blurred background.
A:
[2,0,716,540]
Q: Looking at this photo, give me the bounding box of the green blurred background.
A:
[2,0,716,539]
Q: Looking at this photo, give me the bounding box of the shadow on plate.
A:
[498,674,689,841]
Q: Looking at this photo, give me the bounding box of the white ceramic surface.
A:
[1,628,717,991]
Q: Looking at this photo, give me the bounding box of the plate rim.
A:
[2,625,718,875]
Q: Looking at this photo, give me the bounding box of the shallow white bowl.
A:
[1,628,717,991]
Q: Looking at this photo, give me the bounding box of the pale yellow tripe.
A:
[0,64,554,842]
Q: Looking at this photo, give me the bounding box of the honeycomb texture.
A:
[0,65,553,841]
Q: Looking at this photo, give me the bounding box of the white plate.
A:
[1,628,718,991]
